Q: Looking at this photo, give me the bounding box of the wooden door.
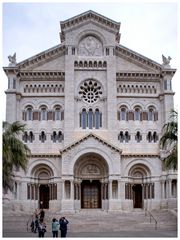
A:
[81,180,101,208]
[39,185,49,209]
[133,184,142,208]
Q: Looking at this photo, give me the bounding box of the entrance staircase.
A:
[3,209,177,237]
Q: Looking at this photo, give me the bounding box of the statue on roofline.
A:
[8,53,17,66]
[162,54,171,68]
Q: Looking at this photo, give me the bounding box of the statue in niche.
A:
[78,36,102,56]
[8,53,17,66]
[162,54,171,68]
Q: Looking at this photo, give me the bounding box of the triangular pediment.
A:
[60,10,120,43]
[16,44,66,70]
[116,44,162,72]
[60,133,122,154]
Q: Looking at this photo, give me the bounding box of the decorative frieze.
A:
[116,72,161,80]
[20,71,65,79]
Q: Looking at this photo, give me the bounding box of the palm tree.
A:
[160,110,178,170]
[3,121,31,192]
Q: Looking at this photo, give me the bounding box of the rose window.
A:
[79,80,102,103]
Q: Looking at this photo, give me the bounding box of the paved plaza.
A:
[3,209,177,238]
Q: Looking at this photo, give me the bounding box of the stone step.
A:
[3,209,177,234]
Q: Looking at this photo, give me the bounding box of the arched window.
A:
[26,107,33,121]
[54,106,61,121]
[120,107,127,120]
[153,131,158,142]
[82,109,87,129]
[135,131,142,142]
[118,131,124,142]
[95,109,101,129]
[134,107,141,121]
[58,131,63,142]
[148,107,155,121]
[39,131,46,143]
[147,131,152,142]
[29,131,34,143]
[40,106,47,121]
[22,131,28,143]
[125,131,130,142]
[88,109,93,129]
[52,131,57,143]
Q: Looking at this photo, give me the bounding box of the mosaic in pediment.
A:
[78,36,103,56]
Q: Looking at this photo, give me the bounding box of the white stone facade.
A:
[3,10,177,213]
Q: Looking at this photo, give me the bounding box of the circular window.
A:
[79,80,102,103]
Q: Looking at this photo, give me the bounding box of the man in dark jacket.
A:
[59,217,69,237]
[39,209,45,221]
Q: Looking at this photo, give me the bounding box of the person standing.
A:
[39,209,45,221]
[52,218,59,237]
[38,218,46,238]
[59,217,69,237]
[34,216,39,233]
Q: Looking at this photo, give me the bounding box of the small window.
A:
[23,131,28,143]
[120,108,127,121]
[118,131,124,142]
[39,131,46,143]
[106,48,109,55]
[135,108,141,121]
[55,107,61,121]
[148,108,155,121]
[82,109,87,129]
[58,131,63,142]
[26,107,33,121]
[125,131,130,143]
[95,109,101,129]
[135,131,142,142]
[13,78,16,89]
[153,131,158,142]
[40,107,47,121]
[29,131,34,143]
[88,109,93,129]
[147,131,152,142]
[52,131,57,143]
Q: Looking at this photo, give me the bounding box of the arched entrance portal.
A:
[128,163,152,209]
[30,164,57,209]
[74,153,109,209]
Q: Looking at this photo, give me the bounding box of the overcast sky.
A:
[1,1,179,121]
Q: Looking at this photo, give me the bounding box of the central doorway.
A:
[132,184,142,208]
[81,180,101,208]
[39,184,49,209]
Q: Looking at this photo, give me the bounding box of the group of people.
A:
[30,208,69,238]
[52,217,69,238]
[30,208,46,237]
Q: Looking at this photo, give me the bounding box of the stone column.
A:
[120,181,125,200]
[109,180,112,199]
[62,180,65,199]
[155,181,161,200]
[168,179,172,198]
[161,181,164,199]
[70,180,74,199]
[118,180,121,199]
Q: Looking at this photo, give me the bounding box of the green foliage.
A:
[3,121,31,191]
[160,110,178,170]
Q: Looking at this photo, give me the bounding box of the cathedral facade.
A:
[3,11,177,212]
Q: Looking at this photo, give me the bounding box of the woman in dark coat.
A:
[59,217,69,237]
